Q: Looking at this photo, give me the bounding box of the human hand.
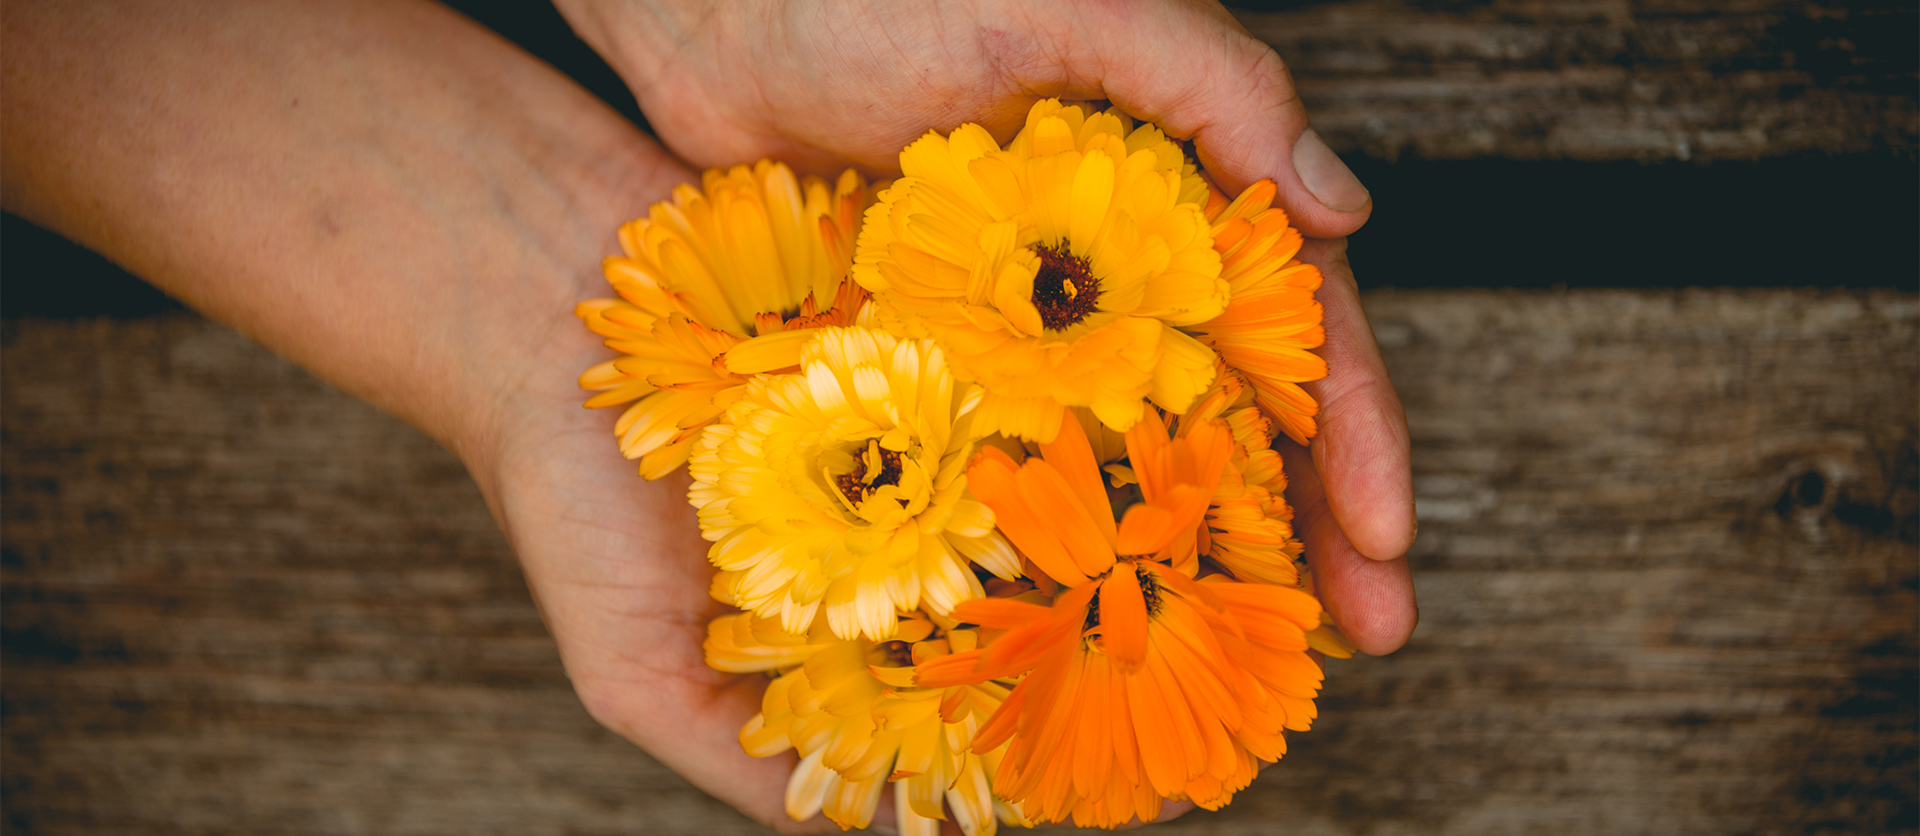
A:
[416,3,1413,830]
[552,0,1373,238]
[477,231,1415,836]
[551,0,1417,655]
[0,0,818,827]
[1282,238,1418,656]
[476,354,841,830]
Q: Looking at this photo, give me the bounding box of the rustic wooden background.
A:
[7,291,1914,835]
[5,1,1917,834]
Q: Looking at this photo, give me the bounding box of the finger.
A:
[1146,799,1199,826]
[1002,0,1371,237]
[1296,238,1416,562]
[1280,435,1418,655]
[573,669,848,833]
[1090,797,1195,830]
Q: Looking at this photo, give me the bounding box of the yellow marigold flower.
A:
[1183,180,1329,445]
[708,610,1033,836]
[851,99,1226,443]
[575,160,875,479]
[688,327,1021,640]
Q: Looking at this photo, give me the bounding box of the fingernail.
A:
[1291,128,1370,213]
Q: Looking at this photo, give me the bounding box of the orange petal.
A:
[1127,662,1187,796]
[1037,413,1118,547]
[1106,661,1142,789]
[972,681,1025,752]
[1014,459,1116,578]
[1097,565,1148,670]
[1176,417,1234,491]
[969,450,1091,586]
[1214,179,1277,226]
[951,597,1053,630]
[1114,502,1177,556]
[972,588,1093,680]
[914,649,986,688]
[1123,410,1173,501]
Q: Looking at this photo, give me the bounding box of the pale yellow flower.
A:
[688,327,1020,640]
[707,610,1030,836]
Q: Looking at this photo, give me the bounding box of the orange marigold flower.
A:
[1184,369,1307,587]
[917,404,1335,826]
[1182,180,1329,445]
[965,409,1231,587]
[917,564,1326,827]
[1133,379,1356,655]
[575,160,875,479]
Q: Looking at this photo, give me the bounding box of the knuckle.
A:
[1242,46,1297,106]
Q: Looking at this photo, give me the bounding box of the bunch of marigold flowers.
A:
[574,99,1356,833]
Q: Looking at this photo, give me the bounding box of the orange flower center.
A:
[1031,244,1101,331]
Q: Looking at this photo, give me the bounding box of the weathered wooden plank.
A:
[0,318,768,836]
[1240,1,1919,160]
[3,290,1915,835]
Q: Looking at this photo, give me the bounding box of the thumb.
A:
[1010,0,1371,237]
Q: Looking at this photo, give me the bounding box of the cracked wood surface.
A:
[5,289,1914,835]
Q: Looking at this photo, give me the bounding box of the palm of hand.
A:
[489,389,828,829]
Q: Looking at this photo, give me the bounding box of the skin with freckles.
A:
[4,0,1414,831]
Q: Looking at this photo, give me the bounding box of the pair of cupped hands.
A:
[507,0,1417,830]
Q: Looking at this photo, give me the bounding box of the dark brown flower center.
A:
[1083,563,1162,634]
[870,640,915,667]
[1031,243,1101,331]
[834,439,904,504]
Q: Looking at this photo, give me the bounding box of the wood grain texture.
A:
[1239,1,1920,161]
[4,290,1916,835]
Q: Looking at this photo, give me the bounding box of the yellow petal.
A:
[1068,149,1115,258]
[724,328,814,373]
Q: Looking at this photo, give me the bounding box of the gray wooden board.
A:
[4,289,1916,834]
[1239,1,1919,161]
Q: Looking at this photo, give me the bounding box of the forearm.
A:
[2,0,690,470]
